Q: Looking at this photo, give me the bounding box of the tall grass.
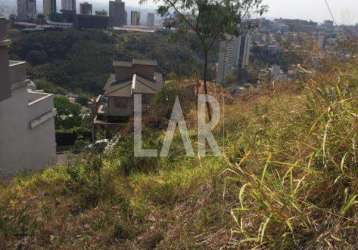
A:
[224,59,358,249]
[0,59,357,249]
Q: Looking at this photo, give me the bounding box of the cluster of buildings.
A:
[0,18,56,176]
[215,18,350,86]
[15,0,157,29]
[0,15,163,175]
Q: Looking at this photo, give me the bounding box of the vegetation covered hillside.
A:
[0,58,357,249]
[8,29,206,95]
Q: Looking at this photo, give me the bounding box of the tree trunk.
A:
[203,50,212,120]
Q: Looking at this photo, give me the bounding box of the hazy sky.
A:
[263,0,358,25]
[103,0,358,25]
[1,0,357,25]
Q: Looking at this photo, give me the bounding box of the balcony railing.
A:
[28,90,55,129]
[9,60,27,84]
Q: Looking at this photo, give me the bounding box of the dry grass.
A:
[0,59,357,249]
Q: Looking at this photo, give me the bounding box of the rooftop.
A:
[113,59,158,67]
[104,73,163,96]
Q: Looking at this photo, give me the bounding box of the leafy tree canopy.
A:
[54,96,82,130]
[152,0,267,118]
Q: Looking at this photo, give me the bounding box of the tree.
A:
[154,0,267,118]
[26,50,48,65]
[54,96,82,130]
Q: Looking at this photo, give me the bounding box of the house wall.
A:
[0,20,10,102]
[0,48,10,101]
[107,94,155,117]
[0,86,56,177]
[9,61,27,84]
[114,66,132,81]
[108,96,133,117]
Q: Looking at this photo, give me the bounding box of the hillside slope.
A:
[0,59,357,249]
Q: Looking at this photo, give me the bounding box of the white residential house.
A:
[0,19,56,177]
[95,59,163,122]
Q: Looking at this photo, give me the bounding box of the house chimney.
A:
[0,18,11,102]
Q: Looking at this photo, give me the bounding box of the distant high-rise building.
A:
[43,0,57,18]
[147,12,155,27]
[61,0,76,12]
[131,11,140,26]
[216,33,252,84]
[17,0,37,21]
[216,37,237,84]
[109,0,127,27]
[80,2,92,15]
[237,34,251,69]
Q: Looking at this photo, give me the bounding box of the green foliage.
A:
[224,61,358,249]
[35,78,67,95]
[251,45,303,71]
[152,81,180,118]
[76,95,89,106]
[65,154,110,210]
[114,31,204,77]
[54,96,82,130]
[9,30,207,95]
[108,131,161,176]
[9,29,114,94]
[25,49,48,65]
[157,0,267,92]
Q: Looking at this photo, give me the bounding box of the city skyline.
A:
[1,0,358,25]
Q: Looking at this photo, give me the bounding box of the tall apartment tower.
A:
[237,34,251,68]
[43,0,57,17]
[61,0,76,12]
[80,2,93,15]
[109,0,127,27]
[131,11,140,26]
[17,0,37,21]
[0,18,56,177]
[147,12,155,27]
[216,33,252,84]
